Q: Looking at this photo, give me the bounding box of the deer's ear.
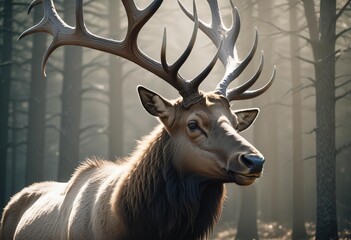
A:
[138,86,173,118]
[234,108,260,132]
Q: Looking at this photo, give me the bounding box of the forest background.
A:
[0,0,350,239]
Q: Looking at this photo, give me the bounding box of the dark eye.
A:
[187,121,199,131]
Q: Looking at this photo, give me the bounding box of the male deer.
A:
[0,0,275,239]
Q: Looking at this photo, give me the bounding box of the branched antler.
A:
[178,0,276,101]
[20,0,220,108]
[20,0,274,107]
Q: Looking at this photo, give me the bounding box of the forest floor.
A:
[211,221,351,240]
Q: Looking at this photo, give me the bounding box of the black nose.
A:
[241,155,265,174]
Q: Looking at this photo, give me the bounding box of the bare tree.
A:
[236,185,259,239]
[58,0,83,181]
[290,1,308,239]
[0,0,13,213]
[25,5,47,186]
[301,0,350,238]
[108,0,124,159]
[259,0,280,223]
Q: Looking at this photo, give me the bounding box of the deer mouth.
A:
[225,169,261,185]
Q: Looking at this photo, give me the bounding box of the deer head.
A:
[138,86,266,185]
[20,0,275,185]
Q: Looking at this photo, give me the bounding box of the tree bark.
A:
[290,1,308,239]
[302,0,338,239]
[236,186,259,240]
[25,6,47,186]
[315,1,338,239]
[0,0,13,212]
[58,0,83,181]
[108,0,124,160]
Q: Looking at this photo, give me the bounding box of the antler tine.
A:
[27,0,42,14]
[160,27,186,92]
[19,0,75,75]
[189,40,222,92]
[171,1,198,76]
[226,51,264,97]
[227,66,276,101]
[179,0,275,101]
[76,0,88,34]
[122,0,163,43]
[161,2,199,76]
[206,1,222,30]
[178,0,240,64]
[161,0,199,93]
[161,0,221,108]
[215,28,258,96]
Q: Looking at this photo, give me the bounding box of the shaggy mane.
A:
[117,125,226,240]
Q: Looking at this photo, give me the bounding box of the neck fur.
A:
[117,125,225,240]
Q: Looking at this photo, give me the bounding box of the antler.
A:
[178,0,276,102]
[20,0,220,108]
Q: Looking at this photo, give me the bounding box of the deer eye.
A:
[187,121,208,137]
[187,121,199,131]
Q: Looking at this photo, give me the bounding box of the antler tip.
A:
[265,65,277,89]
[161,26,169,70]
[28,0,42,14]
[17,33,25,41]
[18,28,33,41]
[18,21,48,41]
[41,59,49,77]
[162,26,167,45]
[260,50,265,59]
[42,69,47,77]
[41,62,47,77]
[272,65,277,77]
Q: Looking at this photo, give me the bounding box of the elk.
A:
[0,0,275,239]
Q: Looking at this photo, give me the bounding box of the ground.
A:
[211,221,351,240]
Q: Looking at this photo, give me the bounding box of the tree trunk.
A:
[315,1,338,239]
[302,0,338,239]
[25,6,47,186]
[253,0,279,223]
[290,2,308,239]
[58,0,83,181]
[235,1,259,239]
[11,102,17,193]
[260,0,279,222]
[0,0,13,212]
[108,0,124,159]
[236,186,259,240]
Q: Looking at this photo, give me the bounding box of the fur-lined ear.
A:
[234,108,260,132]
[137,86,173,118]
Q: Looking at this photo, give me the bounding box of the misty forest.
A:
[0,0,350,239]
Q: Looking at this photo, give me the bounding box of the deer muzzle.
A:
[225,152,265,185]
[240,154,265,175]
